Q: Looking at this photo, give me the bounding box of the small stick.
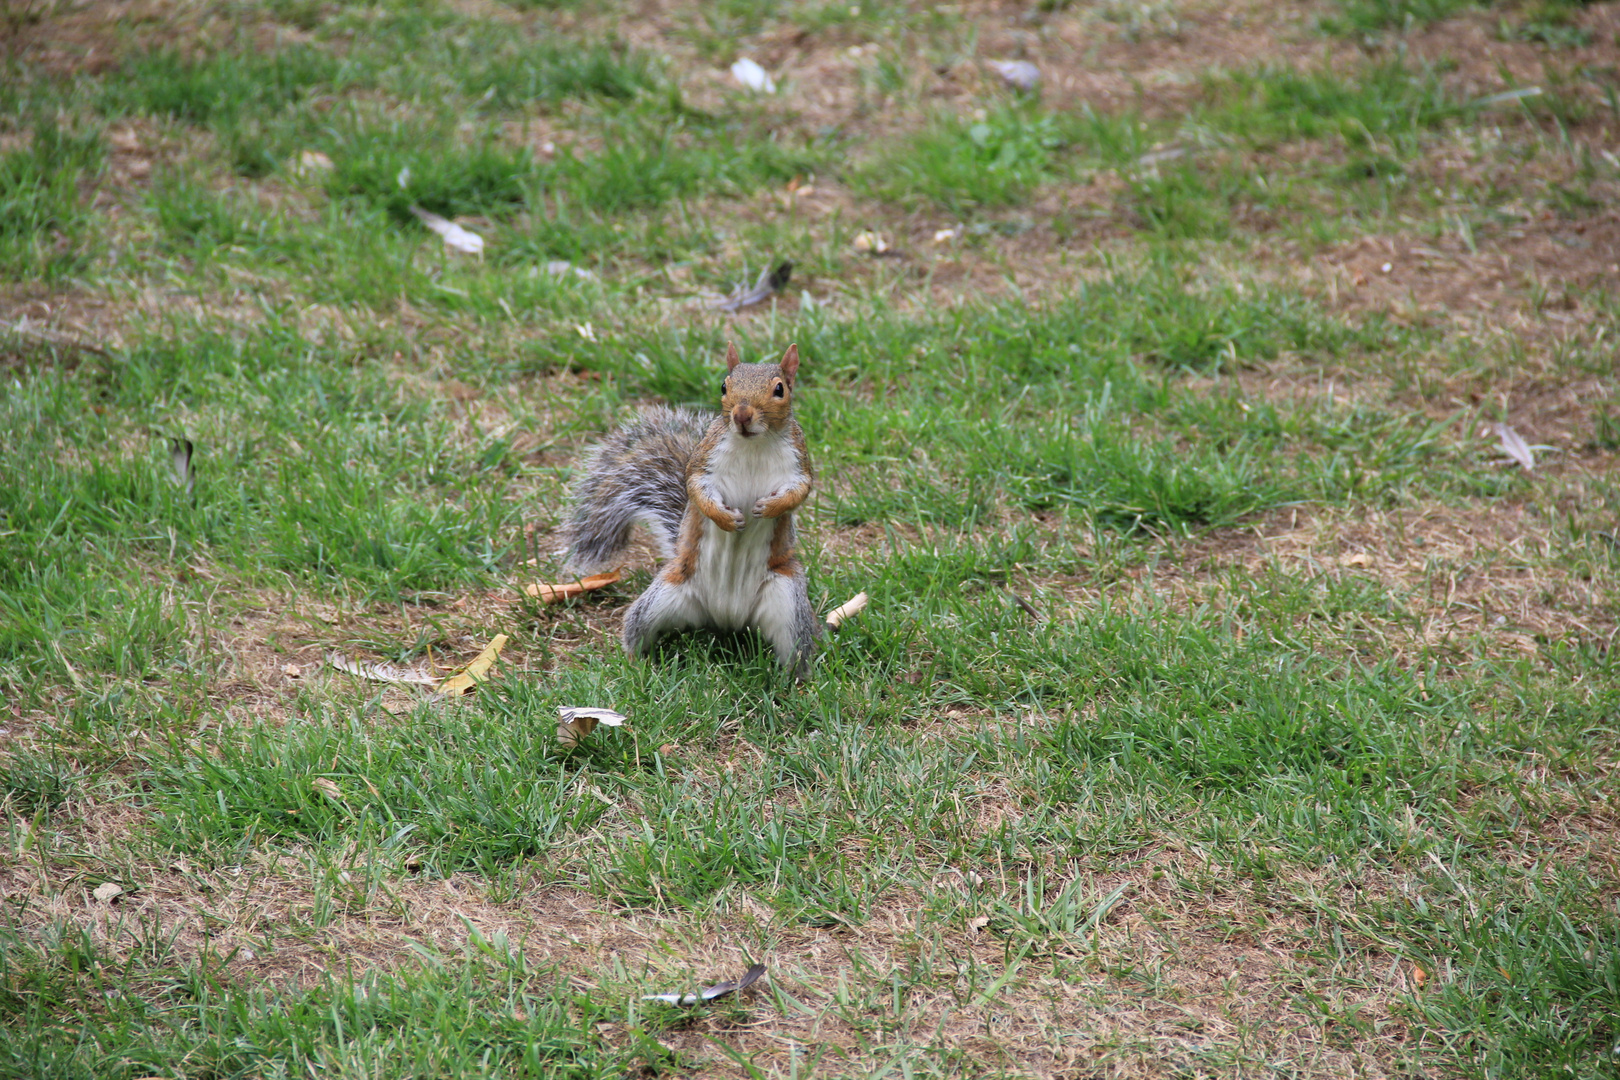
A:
[825,591,870,630]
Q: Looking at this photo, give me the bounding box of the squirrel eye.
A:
[720,379,728,396]
[772,381,785,398]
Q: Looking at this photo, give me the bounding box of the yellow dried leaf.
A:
[524,571,620,604]
[1412,963,1428,989]
[439,634,509,697]
[312,777,343,799]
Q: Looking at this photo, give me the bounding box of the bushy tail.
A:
[559,406,710,574]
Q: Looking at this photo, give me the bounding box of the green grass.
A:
[3,1,1618,1077]
[858,102,1078,212]
[1323,0,1485,33]
[0,115,104,279]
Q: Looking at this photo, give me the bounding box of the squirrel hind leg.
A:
[622,575,705,659]
[752,575,822,682]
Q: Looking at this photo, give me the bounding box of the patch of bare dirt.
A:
[0,837,1415,1078]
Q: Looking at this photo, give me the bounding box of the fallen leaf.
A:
[1412,962,1428,989]
[988,59,1040,92]
[1492,422,1535,471]
[575,322,597,342]
[409,205,484,256]
[643,963,766,1006]
[92,882,123,903]
[730,58,775,93]
[967,915,990,933]
[825,591,870,630]
[326,653,438,686]
[1136,145,1187,167]
[932,227,959,243]
[1474,86,1542,108]
[439,634,510,697]
[558,705,627,749]
[291,150,332,177]
[852,231,889,254]
[537,260,596,281]
[713,260,793,313]
[282,663,302,679]
[525,570,621,603]
[312,777,343,799]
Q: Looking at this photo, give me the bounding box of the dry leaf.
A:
[1492,422,1535,471]
[92,882,123,903]
[1475,86,1542,108]
[967,915,990,933]
[852,231,889,254]
[1412,962,1428,989]
[440,634,510,697]
[988,59,1040,92]
[643,963,766,1006]
[282,663,302,678]
[525,570,621,603]
[409,206,484,256]
[326,653,438,686]
[291,150,333,177]
[536,260,596,281]
[825,591,870,629]
[730,58,775,93]
[932,227,959,243]
[312,777,343,800]
[713,260,793,312]
[557,705,627,749]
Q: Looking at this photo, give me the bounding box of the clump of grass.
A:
[858,102,1071,212]
[323,122,537,223]
[100,46,341,125]
[1198,61,1460,148]
[146,172,280,253]
[463,38,662,107]
[0,116,103,279]
[1321,0,1480,33]
[0,920,679,1078]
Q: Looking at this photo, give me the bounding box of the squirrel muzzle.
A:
[731,405,758,435]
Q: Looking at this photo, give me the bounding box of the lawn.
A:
[2,0,1618,1077]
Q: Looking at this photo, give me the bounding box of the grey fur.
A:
[559,406,710,574]
[562,401,822,680]
[622,564,822,681]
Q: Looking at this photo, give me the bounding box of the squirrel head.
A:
[720,342,799,437]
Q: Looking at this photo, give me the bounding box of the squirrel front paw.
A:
[752,493,774,519]
[724,505,747,531]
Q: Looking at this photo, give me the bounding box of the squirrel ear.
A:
[723,341,741,372]
[778,343,800,383]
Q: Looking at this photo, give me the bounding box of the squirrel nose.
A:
[732,405,756,431]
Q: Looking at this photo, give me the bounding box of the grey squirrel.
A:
[560,342,821,679]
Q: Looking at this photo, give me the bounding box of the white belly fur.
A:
[694,431,800,629]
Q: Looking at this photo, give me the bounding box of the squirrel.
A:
[560,342,822,679]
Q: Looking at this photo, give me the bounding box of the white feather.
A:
[410,206,484,255]
[730,58,775,93]
[1493,422,1535,471]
